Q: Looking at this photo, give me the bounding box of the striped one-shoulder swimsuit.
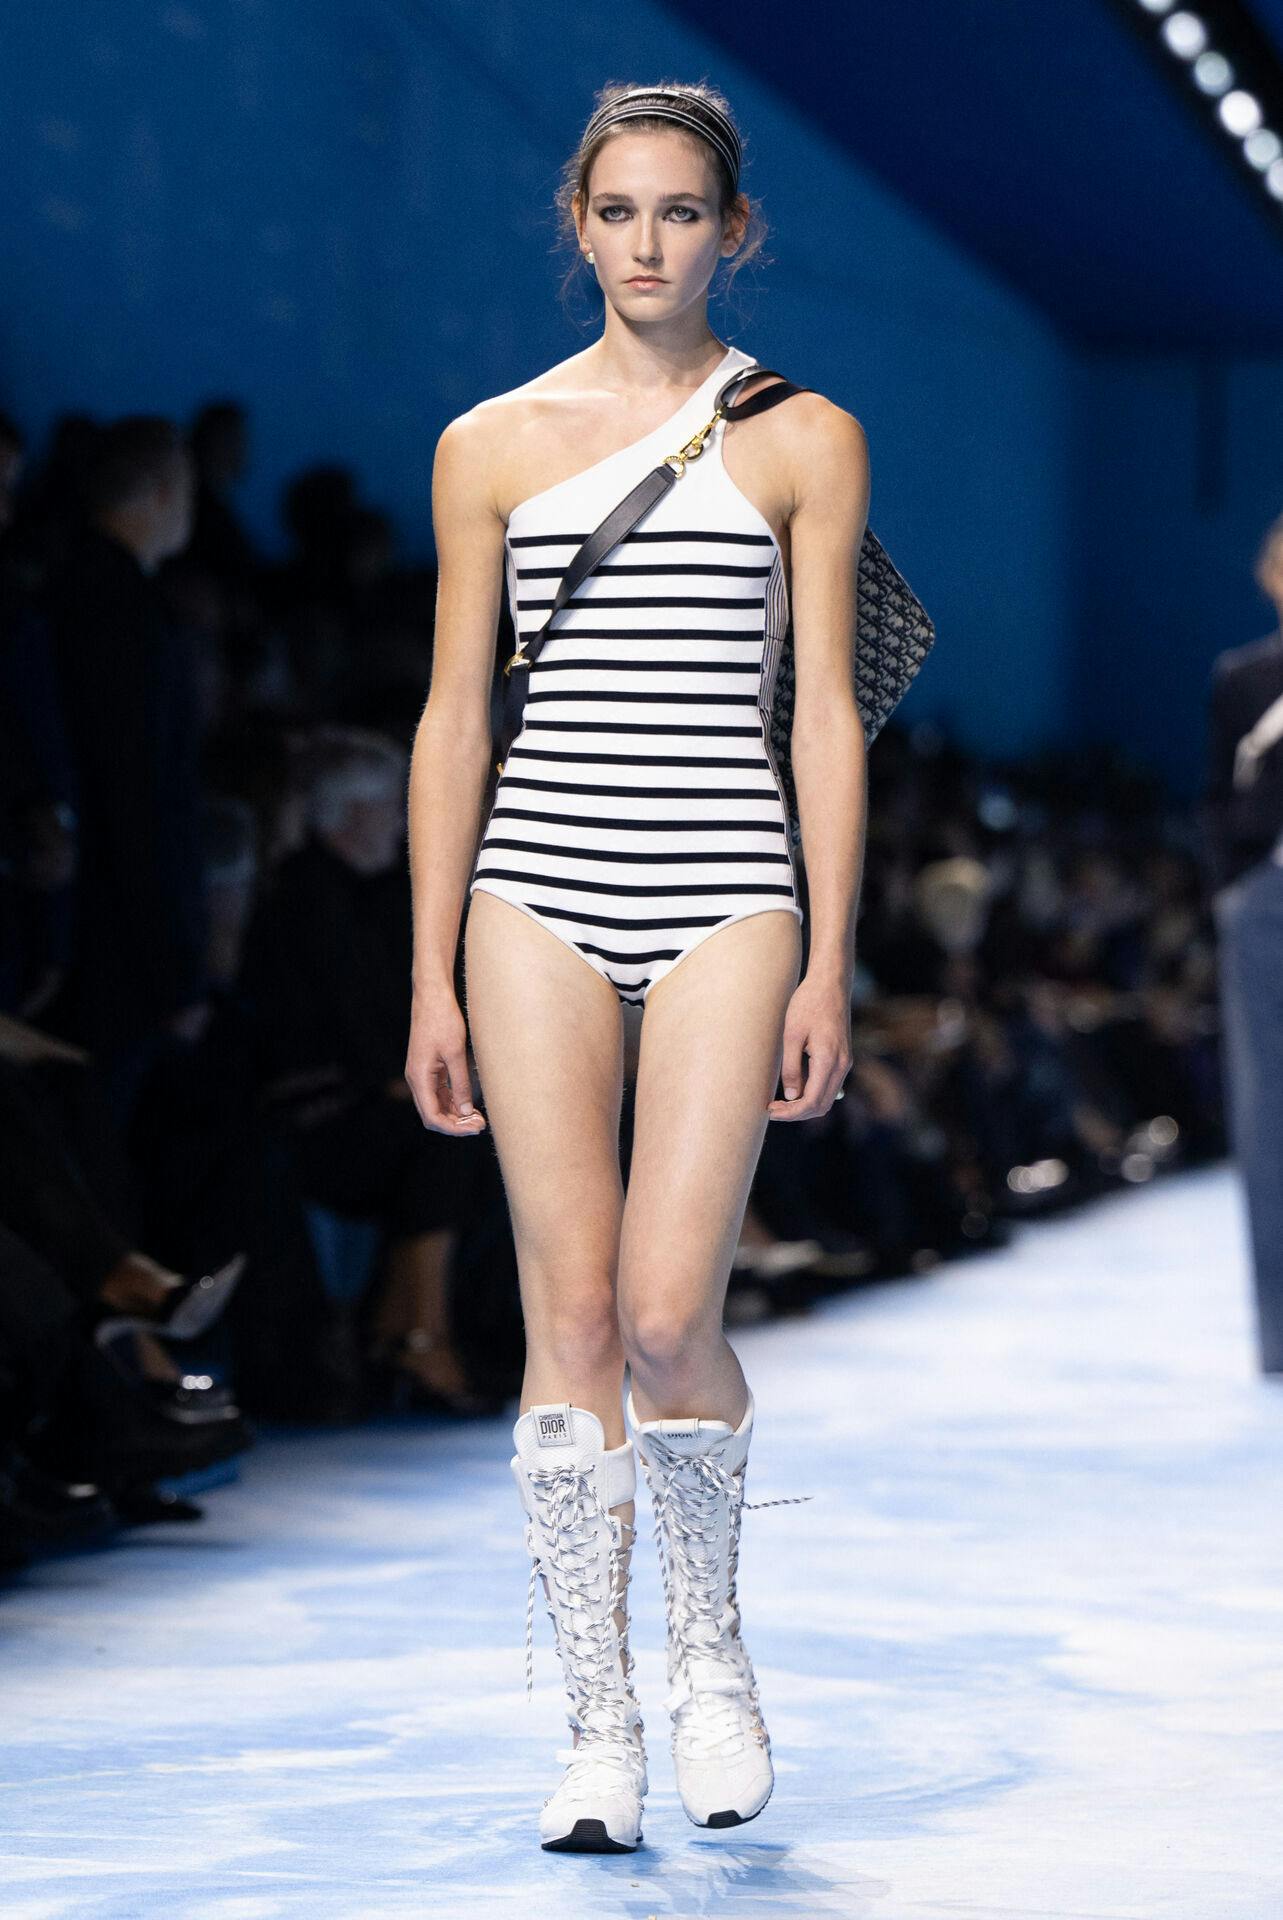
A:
[468,342,803,1008]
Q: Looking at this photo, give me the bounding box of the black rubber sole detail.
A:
[701,1793,772,1830]
[542,1818,639,1853]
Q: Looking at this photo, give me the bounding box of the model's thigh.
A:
[617,910,802,1347]
[463,888,627,1380]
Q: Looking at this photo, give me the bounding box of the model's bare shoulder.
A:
[434,357,593,524]
[432,369,566,522]
[462,355,595,437]
[761,384,865,456]
[430,397,513,529]
[784,391,869,524]
[726,377,866,525]
[728,370,853,428]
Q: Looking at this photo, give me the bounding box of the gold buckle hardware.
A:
[663,403,725,478]
[503,644,530,677]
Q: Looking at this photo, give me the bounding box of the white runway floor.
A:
[4,1164,1282,1919]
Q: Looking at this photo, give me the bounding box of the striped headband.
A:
[582,89,742,192]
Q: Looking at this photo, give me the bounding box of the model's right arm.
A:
[403,406,505,1136]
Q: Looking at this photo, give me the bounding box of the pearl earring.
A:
[586,249,594,263]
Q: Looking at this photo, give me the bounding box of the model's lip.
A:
[626,275,667,284]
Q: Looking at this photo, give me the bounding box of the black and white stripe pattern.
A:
[469,345,803,1008]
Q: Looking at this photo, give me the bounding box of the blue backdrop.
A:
[4,0,1281,793]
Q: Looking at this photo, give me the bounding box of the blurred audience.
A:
[0,393,1231,1574]
[38,416,208,1125]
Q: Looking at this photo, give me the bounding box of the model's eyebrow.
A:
[589,191,708,204]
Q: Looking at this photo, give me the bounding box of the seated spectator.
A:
[0,1013,252,1566]
[127,793,356,1424]
[236,725,494,1415]
[38,415,210,1127]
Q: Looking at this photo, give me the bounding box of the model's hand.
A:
[767,974,852,1121]
[405,985,488,1136]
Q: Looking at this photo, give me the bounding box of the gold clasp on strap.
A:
[503,643,530,677]
[663,403,725,478]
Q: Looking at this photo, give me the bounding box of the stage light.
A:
[1163,12,1209,59]
[1219,88,1262,133]
[1127,2,1283,223]
[1244,127,1282,167]
[1194,50,1234,92]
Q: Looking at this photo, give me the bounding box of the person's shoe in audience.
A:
[365,1328,509,1419]
[726,1235,832,1323]
[730,1237,825,1280]
[0,1445,118,1555]
[110,1483,208,1527]
[25,1342,254,1490]
[93,1325,244,1427]
[139,1372,241,1427]
[85,1252,247,1348]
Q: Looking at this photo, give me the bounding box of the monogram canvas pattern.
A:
[768,527,935,850]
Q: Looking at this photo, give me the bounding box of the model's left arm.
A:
[768,398,870,1121]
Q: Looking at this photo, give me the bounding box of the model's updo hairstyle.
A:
[553,78,769,310]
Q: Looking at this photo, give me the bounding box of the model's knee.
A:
[526,1276,622,1378]
[619,1296,718,1389]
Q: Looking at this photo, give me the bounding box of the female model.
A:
[405,80,868,1852]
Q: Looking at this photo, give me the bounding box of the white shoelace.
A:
[522,1462,641,1758]
[640,1436,811,1760]
[550,1738,646,1800]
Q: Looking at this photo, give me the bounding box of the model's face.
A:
[579,129,741,320]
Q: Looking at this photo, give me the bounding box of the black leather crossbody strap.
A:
[716,370,812,419]
[534,370,811,636]
[493,364,812,773]
[517,370,809,667]
[532,463,677,645]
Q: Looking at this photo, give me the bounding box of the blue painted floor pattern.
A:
[3,1164,1282,1918]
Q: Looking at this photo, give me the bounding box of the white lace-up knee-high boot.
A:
[511,1402,647,1851]
[628,1388,804,1829]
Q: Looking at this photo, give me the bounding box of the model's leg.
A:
[463,887,646,1853]
[464,887,628,1430]
[618,908,802,1422]
[616,908,803,1832]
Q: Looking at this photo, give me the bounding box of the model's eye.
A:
[597,205,699,222]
